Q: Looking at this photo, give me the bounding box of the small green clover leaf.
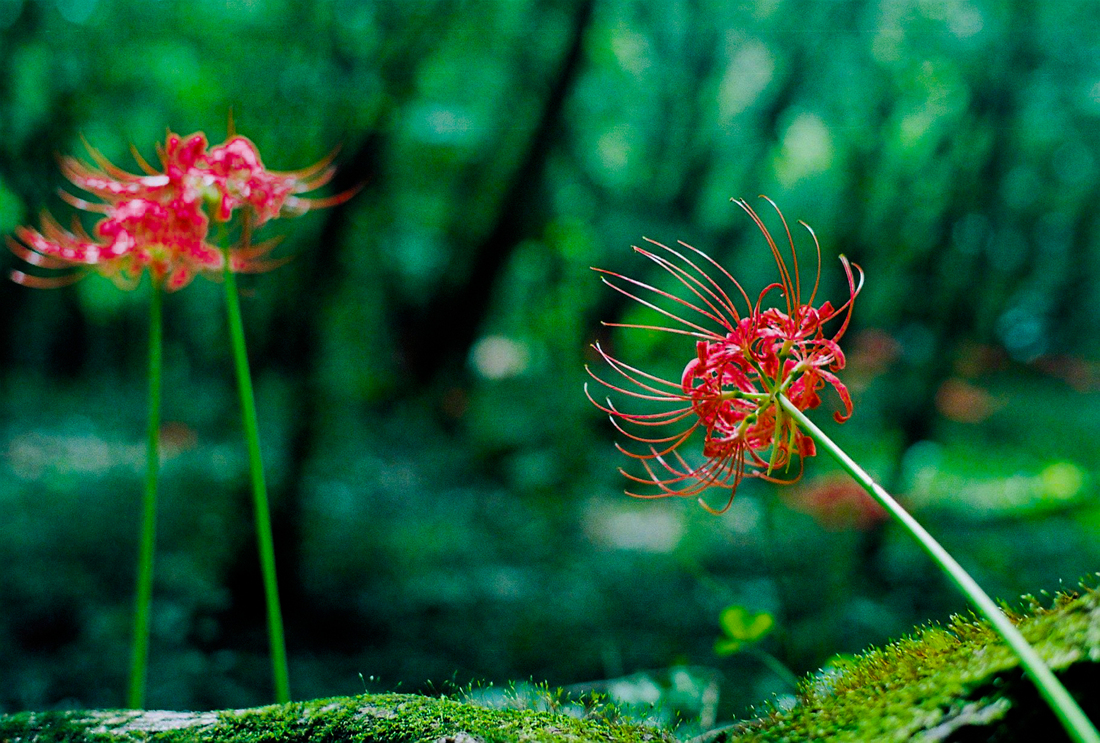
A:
[714,605,775,656]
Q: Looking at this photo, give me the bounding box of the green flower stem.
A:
[223,258,291,704]
[746,647,802,691]
[128,284,162,709]
[778,394,1100,743]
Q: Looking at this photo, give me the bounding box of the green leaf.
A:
[718,605,775,643]
[714,637,745,657]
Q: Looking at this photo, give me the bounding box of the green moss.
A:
[7,585,1100,742]
[723,583,1100,742]
[0,692,673,743]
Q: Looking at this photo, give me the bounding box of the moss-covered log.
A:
[7,586,1100,742]
[0,692,673,743]
[722,584,1100,742]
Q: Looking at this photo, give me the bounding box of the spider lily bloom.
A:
[8,195,279,291]
[204,135,348,224]
[8,130,346,289]
[10,195,215,290]
[5,126,356,710]
[735,199,860,428]
[587,198,863,514]
[58,131,209,204]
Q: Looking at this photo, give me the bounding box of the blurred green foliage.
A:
[715,606,775,656]
[2,0,1100,732]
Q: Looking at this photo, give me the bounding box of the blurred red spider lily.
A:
[8,129,352,291]
[784,477,887,531]
[586,197,863,514]
[203,135,347,224]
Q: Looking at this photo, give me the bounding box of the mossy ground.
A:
[0,692,674,743]
[722,582,1100,742]
[5,585,1100,742]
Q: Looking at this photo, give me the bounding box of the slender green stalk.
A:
[128,284,162,709]
[778,394,1100,743]
[745,647,801,691]
[222,257,291,704]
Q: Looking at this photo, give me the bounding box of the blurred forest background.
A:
[3,0,1100,728]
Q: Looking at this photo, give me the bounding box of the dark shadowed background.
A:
[2,0,1100,727]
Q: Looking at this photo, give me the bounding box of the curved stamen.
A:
[646,239,749,324]
[798,221,823,312]
[760,195,802,311]
[608,415,696,444]
[602,321,714,340]
[821,257,864,342]
[586,359,687,400]
[674,241,756,321]
[620,248,736,332]
[595,272,724,338]
[636,241,742,330]
[591,343,686,390]
[733,199,794,318]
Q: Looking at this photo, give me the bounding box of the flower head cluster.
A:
[587,198,863,514]
[8,129,348,291]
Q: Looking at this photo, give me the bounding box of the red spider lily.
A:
[10,197,219,291]
[587,198,863,514]
[204,136,345,224]
[8,129,351,290]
